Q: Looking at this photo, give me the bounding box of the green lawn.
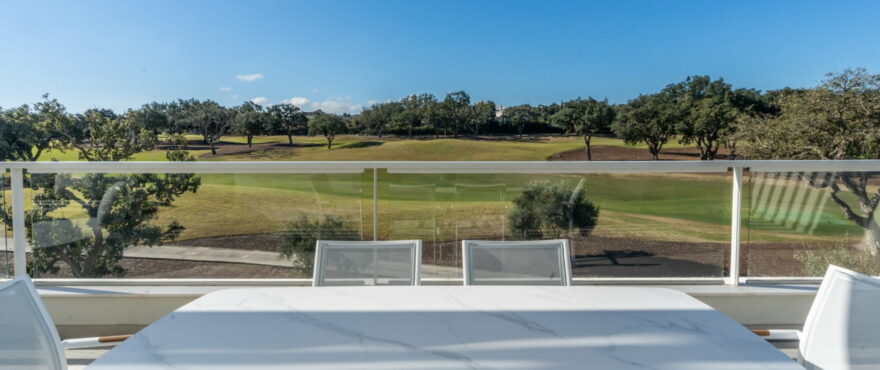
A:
[209,135,690,161]
[17,135,862,247]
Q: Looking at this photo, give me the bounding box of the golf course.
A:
[10,135,874,279]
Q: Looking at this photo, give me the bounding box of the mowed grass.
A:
[147,172,859,244]
[213,135,690,161]
[14,134,860,246]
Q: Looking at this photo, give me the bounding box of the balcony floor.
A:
[66,348,109,369]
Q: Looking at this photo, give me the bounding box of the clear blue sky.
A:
[2,0,879,113]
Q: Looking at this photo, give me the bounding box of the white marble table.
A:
[87,286,801,369]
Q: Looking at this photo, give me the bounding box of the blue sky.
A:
[2,0,879,113]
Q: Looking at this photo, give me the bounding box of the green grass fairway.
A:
[142,171,861,244]
[215,135,690,161]
[16,135,863,250]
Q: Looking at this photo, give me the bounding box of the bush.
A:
[795,244,880,276]
[277,214,359,269]
[507,181,599,239]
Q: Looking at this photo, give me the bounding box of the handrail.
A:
[4,160,880,286]
[3,159,880,174]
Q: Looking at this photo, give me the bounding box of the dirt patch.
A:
[549,145,732,161]
[196,142,279,158]
[0,237,843,279]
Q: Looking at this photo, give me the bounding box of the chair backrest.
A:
[799,265,880,370]
[0,276,66,370]
[462,240,572,286]
[313,240,422,286]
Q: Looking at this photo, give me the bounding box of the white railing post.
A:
[729,167,744,286]
[372,168,378,241]
[11,168,27,277]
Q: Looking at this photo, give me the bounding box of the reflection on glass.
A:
[26,172,367,279]
[746,171,880,277]
[380,172,730,279]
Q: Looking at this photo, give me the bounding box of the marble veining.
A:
[87,286,802,369]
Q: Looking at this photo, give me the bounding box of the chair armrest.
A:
[62,334,132,349]
[751,329,801,341]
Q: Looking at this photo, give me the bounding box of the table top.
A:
[88,286,800,370]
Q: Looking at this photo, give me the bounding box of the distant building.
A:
[495,105,505,118]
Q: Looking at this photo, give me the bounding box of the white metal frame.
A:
[461,239,573,286]
[3,160,879,286]
[312,240,422,286]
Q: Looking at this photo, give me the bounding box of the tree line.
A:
[0,75,773,160]
[1,68,879,278]
[5,70,872,163]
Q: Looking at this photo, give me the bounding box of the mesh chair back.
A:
[0,276,66,370]
[313,240,422,286]
[799,265,880,369]
[462,240,572,286]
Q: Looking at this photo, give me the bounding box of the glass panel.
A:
[26,171,368,278]
[469,244,564,285]
[318,245,415,286]
[381,172,730,279]
[745,171,880,277]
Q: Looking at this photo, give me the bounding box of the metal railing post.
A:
[372,168,378,241]
[729,167,744,286]
[11,168,27,277]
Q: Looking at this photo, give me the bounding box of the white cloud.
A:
[219,87,232,92]
[311,88,320,94]
[232,94,239,100]
[251,97,271,106]
[311,97,363,114]
[282,96,311,106]
[235,73,264,82]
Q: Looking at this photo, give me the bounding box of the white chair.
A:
[313,240,422,286]
[753,265,880,369]
[0,275,130,370]
[462,239,572,286]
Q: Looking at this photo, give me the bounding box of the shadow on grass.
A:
[340,141,384,149]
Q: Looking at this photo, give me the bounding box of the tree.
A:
[0,95,68,161]
[129,102,170,137]
[278,214,358,270]
[468,100,496,138]
[390,109,421,138]
[392,94,435,138]
[508,181,599,239]
[612,93,678,160]
[269,103,307,145]
[738,68,880,254]
[442,91,471,137]
[357,102,400,137]
[669,76,738,160]
[233,101,270,147]
[308,112,346,149]
[502,104,539,138]
[6,107,201,277]
[176,99,230,155]
[551,98,615,160]
[420,98,445,138]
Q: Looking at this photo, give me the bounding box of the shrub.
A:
[278,214,359,269]
[795,244,880,276]
[507,181,599,239]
